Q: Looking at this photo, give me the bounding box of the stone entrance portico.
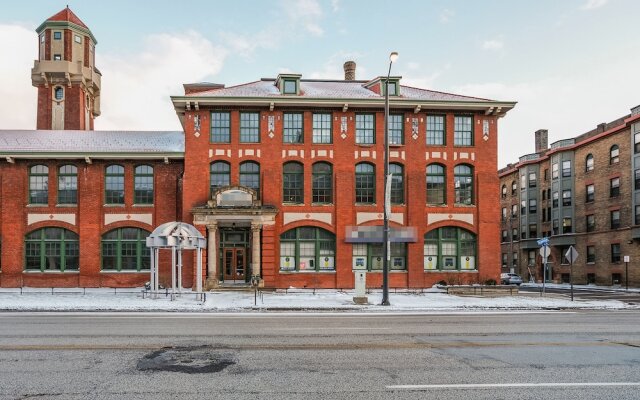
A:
[192,186,277,289]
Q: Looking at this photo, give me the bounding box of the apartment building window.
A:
[636,205,640,225]
[528,172,537,188]
[552,163,558,179]
[312,162,333,204]
[312,113,332,144]
[635,131,640,153]
[355,114,375,144]
[635,169,640,190]
[512,252,518,268]
[283,112,304,143]
[511,204,518,217]
[521,225,527,240]
[502,230,508,242]
[586,184,595,203]
[562,189,571,206]
[610,177,620,197]
[426,115,445,145]
[542,190,546,201]
[562,217,572,234]
[426,164,446,205]
[611,243,621,263]
[586,246,595,263]
[29,165,49,205]
[610,210,620,229]
[512,228,518,241]
[547,207,552,221]
[511,181,517,195]
[133,165,154,205]
[544,169,549,180]
[502,253,508,267]
[454,165,474,205]
[388,114,404,145]
[240,112,260,143]
[529,199,537,214]
[453,116,473,146]
[520,174,526,190]
[239,162,260,196]
[58,165,78,205]
[561,160,571,177]
[552,219,559,235]
[283,162,304,203]
[355,163,375,204]
[553,191,559,207]
[528,250,536,267]
[501,184,507,198]
[210,112,231,143]
[586,214,595,232]
[529,223,538,239]
[610,145,619,164]
[521,200,526,215]
[105,165,124,205]
[390,163,404,204]
[585,154,594,172]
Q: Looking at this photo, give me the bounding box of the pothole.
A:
[137,346,236,373]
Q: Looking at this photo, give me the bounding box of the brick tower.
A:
[31,7,101,130]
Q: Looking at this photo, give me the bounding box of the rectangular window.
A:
[240,112,260,143]
[512,252,518,268]
[53,31,62,40]
[528,250,536,267]
[562,160,571,177]
[610,177,620,197]
[386,81,398,96]
[587,246,595,263]
[586,184,595,202]
[552,163,558,179]
[388,114,404,145]
[521,200,526,215]
[562,189,571,206]
[501,230,508,242]
[511,204,518,217]
[529,223,537,239]
[210,112,230,143]
[283,80,297,94]
[521,225,526,240]
[544,169,549,180]
[355,114,375,144]
[502,253,508,267]
[611,243,621,263]
[529,199,537,214]
[636,205,640,225]
[53,54,62,61]
[553,219,559,235]
[635,131,640,154]
[426,115,445,145]
[528,172,537,188]
[312,113,332,144]
[454,116,473,146]
[283,112,303,143]
[635,169,640,190]
[520,174,526,190]
[562,217,572,234]
[74,34,81,44]
[611,210,620,229]
[502,207,507,221]
[586,214,595,232]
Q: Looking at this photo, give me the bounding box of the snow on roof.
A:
[186,79,491,102]
[0,130,184,154]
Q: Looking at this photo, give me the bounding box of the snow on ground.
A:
[0,286,635,312]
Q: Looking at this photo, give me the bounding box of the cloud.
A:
[482,39,504,51]
[0,23,38,129]
[581,0,608,10]
[97,31,227,130]
[331,0,340,12]
[308,52,367,79]
[282,0,324,36]
[439,9,454,23]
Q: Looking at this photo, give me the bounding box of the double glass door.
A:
[223,247,246,282]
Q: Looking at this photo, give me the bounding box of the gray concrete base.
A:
[353,296,368,305]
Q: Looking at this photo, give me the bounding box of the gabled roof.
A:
[0,130,184,159]
[46,7,88,29]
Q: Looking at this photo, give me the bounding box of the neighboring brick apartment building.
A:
[499,107,640,287]
[0,7,516,289]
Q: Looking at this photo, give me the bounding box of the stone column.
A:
[251,223,262,279]
[206,223,219,289]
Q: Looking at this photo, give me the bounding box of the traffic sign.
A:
[539,245,550,262]
[565,246,578,264]
[537,237,549,247]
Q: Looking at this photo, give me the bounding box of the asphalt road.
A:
[1,310,639,400]
[519,285,640,304]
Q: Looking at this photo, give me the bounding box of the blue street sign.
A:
[537,237,549,247]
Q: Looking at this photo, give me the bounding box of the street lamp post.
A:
[381,51,398,306]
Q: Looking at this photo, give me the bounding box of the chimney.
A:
[344,61,356,81]
[534,129,548,153]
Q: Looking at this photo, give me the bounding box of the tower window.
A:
[53,54,62,61]
[53,31,62,40]
[74,35,82,44]
[54,87,64,100]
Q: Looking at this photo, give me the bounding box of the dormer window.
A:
[276,74,302,95]
[387,81,398,96]
[283,80,297,94]
[53,31,62,40]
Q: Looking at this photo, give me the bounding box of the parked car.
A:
[501,273,523,285]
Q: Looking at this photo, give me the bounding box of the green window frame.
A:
[279,227,335,272]
[355,163,375,204]
[25,228,79,272]
[240,112,260,143]
[352,242,407,271]
[426,164,446,205]
[29,165,49,205]
[453,115,473,146]
[390,163,404,204]
[134,165,154,205]
[211,111,231,143]
[283,79,297,94]
[105,165,124,205]
[312,113,332,144]
[283,112,303,143]
[210,161,230,196]
[312,162,333,204]
[355,114,375,144]
[57,165,77,205]
[388,114,404,145]
[283,162,304,204]
[239,161,260,197]
[101,228,151,271]
[426,115,445,145]
[424,227,477,271]
[454,164,474,205]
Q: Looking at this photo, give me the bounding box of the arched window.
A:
[239,161,260,196]
[585,154,594,172]
[454,164,474,205]
[58,165,77,205]
[424,227,477,271]
[279,227,335,271]
[25,228,78,271]
[390,163,404,204]
[105,165,124,204]
[134,165,154,204]
[283,162,303,203]
[102,228,151,271]
[610,145,619,164]
[426,164,446,205]
[501,184,507,198]
[312,162,333,204]
[355,163,375,204]
[511,180,517,195]
[210,161,230,195]
[29,165,49,205]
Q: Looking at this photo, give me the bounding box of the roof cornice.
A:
[35,21,98,44]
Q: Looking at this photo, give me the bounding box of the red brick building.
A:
[0,8,516,289]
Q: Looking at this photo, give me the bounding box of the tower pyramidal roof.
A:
[46,6,88,29]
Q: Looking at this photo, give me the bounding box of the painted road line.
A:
[387,382,640,390]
